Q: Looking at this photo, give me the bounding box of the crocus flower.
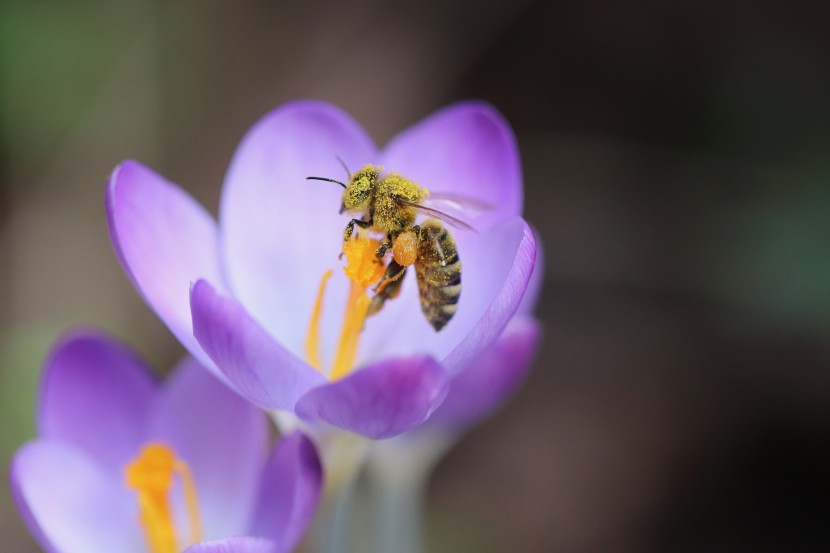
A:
[106,100,537,441]
[10,331,321,553]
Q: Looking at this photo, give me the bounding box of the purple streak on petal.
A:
[220,100,378,360]
[149,357,268,540]
[37,331,155,480]
[381,101,522,231]
[427,317,541,429]
[249,432,322,552]
[518,228,544,316]
[184,537,276,553]
[190,279,327,411]
[10,441,144,553]
[295,356,449,439]
[106,160,226,374]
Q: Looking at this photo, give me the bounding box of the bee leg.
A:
[368,261,408,318]
[372,260,406,293]
[340,219,373,259]
[375,236,393,258]
[343,218,372,241]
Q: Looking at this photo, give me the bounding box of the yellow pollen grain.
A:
[305,269,333,371]
[125,443,203,553]
[341,237,386,289]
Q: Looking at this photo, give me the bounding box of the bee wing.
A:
[423,193,496,215]
[392,196,477,232]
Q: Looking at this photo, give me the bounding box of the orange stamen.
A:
[303,237,387,380]
[330,281,372,380]
[124,443,203,553]
[175,459,202,545]
[303,238,387,379]
[330,237,386,380]
[305,269,333,371]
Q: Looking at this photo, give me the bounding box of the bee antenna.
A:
[335,155,352,179]
[306,176,347,189]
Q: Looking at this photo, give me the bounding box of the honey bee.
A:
[307,164,482,331]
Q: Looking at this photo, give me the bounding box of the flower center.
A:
[124,443,203,553]
[305,236,386,380]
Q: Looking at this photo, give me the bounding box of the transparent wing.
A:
[392,196,477,232]
[423,192,496,215]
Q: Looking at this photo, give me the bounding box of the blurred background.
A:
[2,1,829,551]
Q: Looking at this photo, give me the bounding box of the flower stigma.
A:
[124,443,203,553]
[305,236,386,380]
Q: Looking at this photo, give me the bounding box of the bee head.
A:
[342,164,379,212]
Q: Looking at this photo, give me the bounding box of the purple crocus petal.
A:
[249,432,322,552]
[37,332,155,480]
[439,218,536,373]
[106,160,225,374]
[220,100,378,358]
[427,316,540,429]
[11,441,144,553]
[295,356,450,439]
[381,101,522,231]
[149,357,268,540]
[190,279,327,410]
[184,538,276,553]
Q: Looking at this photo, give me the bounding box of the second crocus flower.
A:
[10,332,321,553]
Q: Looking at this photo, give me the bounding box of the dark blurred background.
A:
[2,1,830,552]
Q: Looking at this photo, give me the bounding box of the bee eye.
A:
[343,183,370,210]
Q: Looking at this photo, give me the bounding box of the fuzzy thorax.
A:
[373,173,428,233]
[340,164,429,234]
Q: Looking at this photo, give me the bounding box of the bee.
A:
[307,164,482,331]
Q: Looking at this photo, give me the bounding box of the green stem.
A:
[313,479,355,553]
[366,433,455,553]
[373,471,424,553]
[307,429,372,553]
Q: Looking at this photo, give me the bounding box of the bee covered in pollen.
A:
[308,163,487,331]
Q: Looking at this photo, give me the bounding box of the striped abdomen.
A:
[414,221,461,331]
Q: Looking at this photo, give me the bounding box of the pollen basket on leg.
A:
[124,443,203,553]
